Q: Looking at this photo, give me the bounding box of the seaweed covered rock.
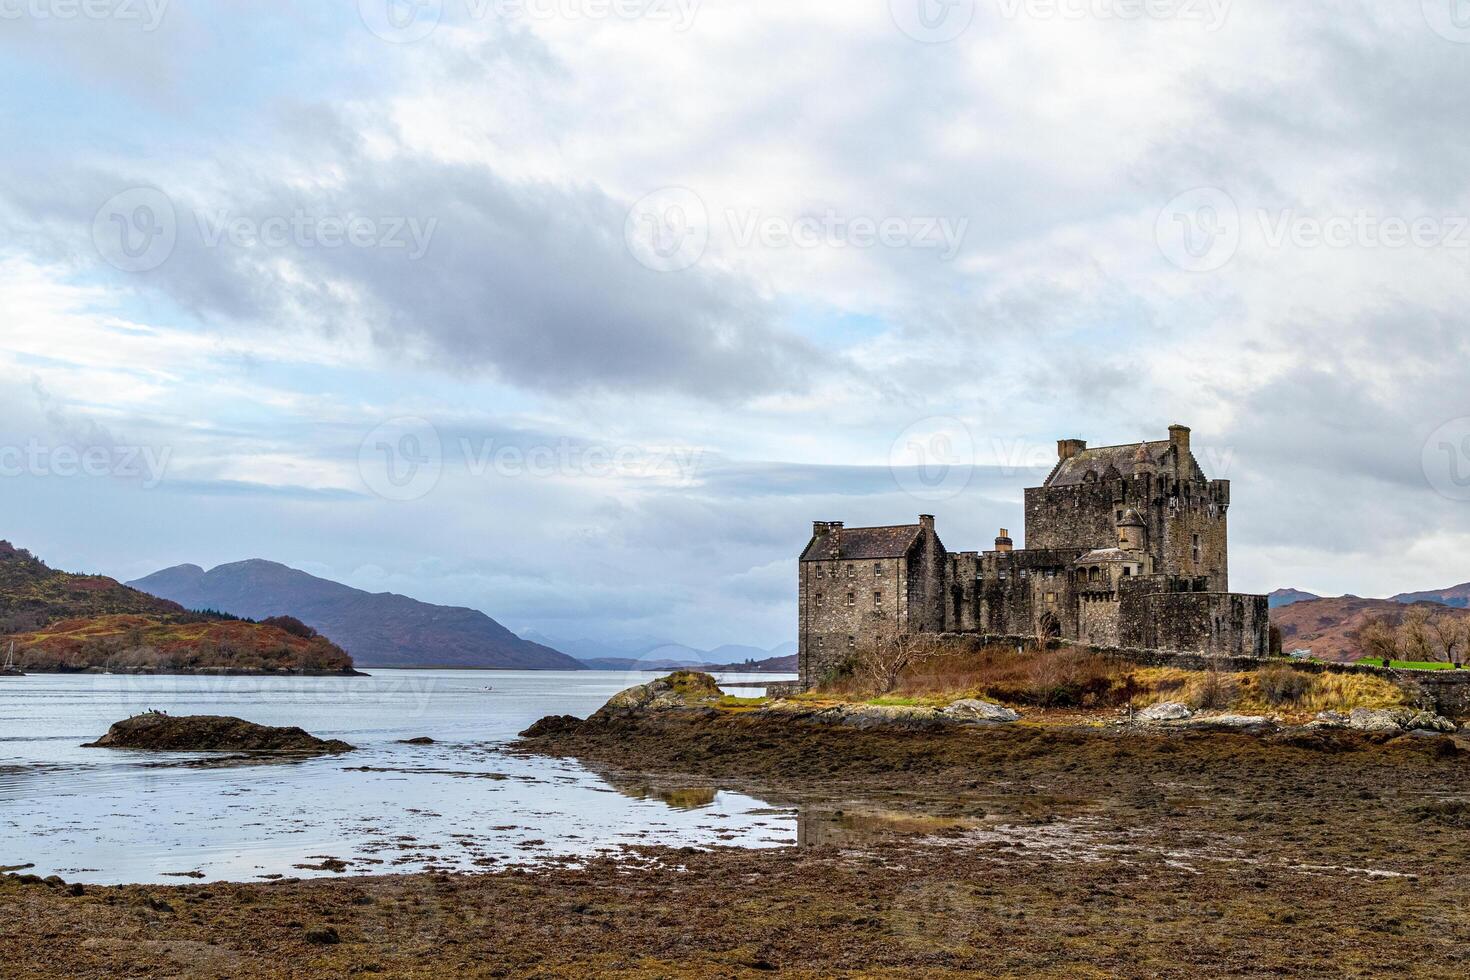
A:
[1343,708,1457,734]
[942,699,1021,724]
[519,715,585,738]
[84,713,355,754]
[589,671,725,722]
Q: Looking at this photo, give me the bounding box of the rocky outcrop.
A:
[1138,702,1192,722]
[588,671,725,721]
[942,699,1021,723]
[84,713,355,754]
[1314,708,1458,734]
[523,673,1024,736]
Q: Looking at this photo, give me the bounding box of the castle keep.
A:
[797,425,1270,688]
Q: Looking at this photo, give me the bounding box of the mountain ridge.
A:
[129,559,581,670]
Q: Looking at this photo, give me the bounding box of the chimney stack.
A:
[813,521,830,538]
[919,515,935,533]
[1058,438,1088,461]
[1169,424,1191,459]
[995,528,1014,553]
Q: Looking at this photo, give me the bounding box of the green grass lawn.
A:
[1354,659,1463,671]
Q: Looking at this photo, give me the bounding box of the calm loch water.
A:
[0,670,796,884]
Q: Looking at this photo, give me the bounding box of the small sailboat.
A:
[1,640,25,677]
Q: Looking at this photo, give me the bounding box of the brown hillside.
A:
[10,614,355,673]
[1270,596,1470,663]
[0,540,183,633]
[0,541,356,674]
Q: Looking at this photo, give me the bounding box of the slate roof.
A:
[801,525,923,562]
[1045,440,1183,487]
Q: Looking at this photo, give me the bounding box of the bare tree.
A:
[1359,615,1400,667]
[1398,607,1435,665]
[1429,613,1464,666]
[857,633,943,695]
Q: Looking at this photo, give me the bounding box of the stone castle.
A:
[797,424,1270,688]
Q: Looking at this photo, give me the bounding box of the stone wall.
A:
[1120,590,1269,658]
[1022,470,1229,591]
[799,557,907,685]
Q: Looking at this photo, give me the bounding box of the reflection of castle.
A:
[798,425,1270,688]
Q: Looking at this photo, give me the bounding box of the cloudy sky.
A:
[2,1,1469,650]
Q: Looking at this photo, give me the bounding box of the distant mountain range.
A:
[129,560,581,670]
[1268,581,1470,661]
[523,632,797,672]
[1267,588,1322,609]
[1391,584,1470,608]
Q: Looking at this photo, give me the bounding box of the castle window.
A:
[1192,534,1201,565]
[846,592,856,607]
[874,563,883,576]
[873,591,883,608]
[848,566,856,579]
[815,593,824,608]
[816,566,824,580]
[1122,567,1132,577]
[815,636,825,649]
[847,635,856,651]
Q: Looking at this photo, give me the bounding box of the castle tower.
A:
[1117,508,1146,551]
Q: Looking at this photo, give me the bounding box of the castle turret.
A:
[1117,508,1146,551]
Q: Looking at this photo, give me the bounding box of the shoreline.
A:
[6,711,1470,976]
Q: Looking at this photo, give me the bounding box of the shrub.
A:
[261,615,317,639]
[1191,670,1240,710]
[1256,666,1313,706]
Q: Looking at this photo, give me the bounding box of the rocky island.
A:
[84,713,356,755]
